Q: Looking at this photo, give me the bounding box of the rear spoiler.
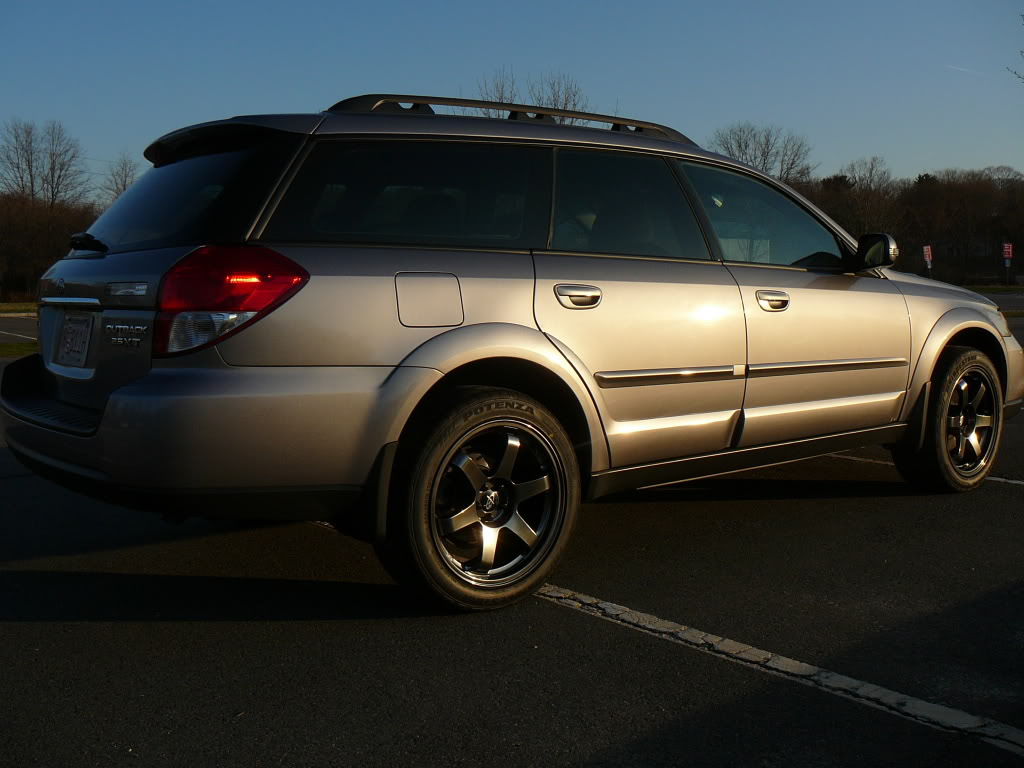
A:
[144,114,323,165]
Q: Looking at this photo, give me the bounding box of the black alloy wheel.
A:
[891,346,1004,492]
[943,365,998,477]
[430,420,565,587]
[387,387,580,610]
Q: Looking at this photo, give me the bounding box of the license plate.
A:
[56,312,94,367]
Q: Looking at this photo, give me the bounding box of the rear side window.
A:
[263,141,551,250]
[551,149,711,260]
[87,131,302,255]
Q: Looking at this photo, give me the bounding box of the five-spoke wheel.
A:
[383,387,580,610]
[432,425,562,586]
[944,367,998,476]
[892,347,1003,492]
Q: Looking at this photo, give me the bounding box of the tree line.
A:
[0,118,138,299]
[795,161,1022,284]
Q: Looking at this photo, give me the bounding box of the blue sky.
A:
[3,0,1022,184]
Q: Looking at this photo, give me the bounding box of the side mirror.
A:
[855,233,899,270]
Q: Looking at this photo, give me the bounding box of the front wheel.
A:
[891,347,1003,492]
[385,388,580,611]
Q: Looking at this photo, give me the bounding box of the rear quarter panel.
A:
[215,245,536,366]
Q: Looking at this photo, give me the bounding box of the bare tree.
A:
[99,152,140,204]
[842,156,895,192]
[0,118,89,207]
[839,156,900,234]
[473,69,592,123]
[0,119,39,199]
[474,66,521,117]
[982,165,1024,186]
[40,121,89,208]
[525,72,591,124]
[707,121,816,183]
[776,133,817,184]
[1011,14,1024,83]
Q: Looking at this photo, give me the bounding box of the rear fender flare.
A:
[381,322,610,474]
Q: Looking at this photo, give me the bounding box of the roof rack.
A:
[326,94,695,145]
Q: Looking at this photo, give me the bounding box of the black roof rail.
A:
[326,94,695,145]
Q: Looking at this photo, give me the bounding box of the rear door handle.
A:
[756,290,790,312]
[555,284,602,309]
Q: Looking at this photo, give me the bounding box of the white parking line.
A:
[0,330,36,341]
[829,453,1024,486]
[537,585,1024,757]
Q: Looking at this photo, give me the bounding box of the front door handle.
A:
[756,290,790,312]
[555,284,602,309]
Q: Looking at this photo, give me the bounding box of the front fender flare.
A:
[901,307,1007,423]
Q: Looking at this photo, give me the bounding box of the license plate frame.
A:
[56,311,95,368]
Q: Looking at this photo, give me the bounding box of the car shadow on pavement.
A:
[0,496,287,563]
[0,570,446,621]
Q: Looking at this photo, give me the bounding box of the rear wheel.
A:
[381,387,580,611]
[891,347,1003,492]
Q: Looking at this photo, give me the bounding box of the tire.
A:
[379,387,580,611]
[891,346,1004,492]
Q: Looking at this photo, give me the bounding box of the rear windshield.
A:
[262,140,551,250]
[85,132,302,254]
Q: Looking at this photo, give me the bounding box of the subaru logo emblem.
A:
[55,278,66,296]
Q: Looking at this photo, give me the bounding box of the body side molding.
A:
[748,357,908,377]
[595,365,745,388]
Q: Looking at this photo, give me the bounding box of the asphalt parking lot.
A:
[0,314,37,343]
[2,316,1023,767]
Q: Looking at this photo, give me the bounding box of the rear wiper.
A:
[69,232,109,253]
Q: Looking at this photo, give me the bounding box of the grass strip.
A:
[0,302,37,314]
[0,342,39,358]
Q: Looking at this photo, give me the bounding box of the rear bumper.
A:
[2,355,438,518]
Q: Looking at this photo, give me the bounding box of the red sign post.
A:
[923,245,933,275]
[1005,242,1014,285]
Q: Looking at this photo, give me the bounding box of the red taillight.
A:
[154,245,308,356]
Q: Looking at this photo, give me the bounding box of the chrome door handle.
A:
[756,290,790,312]
[555,284,602,309]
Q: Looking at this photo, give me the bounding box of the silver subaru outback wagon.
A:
[3,94,1022,609]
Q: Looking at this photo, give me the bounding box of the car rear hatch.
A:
[3,119,313,433]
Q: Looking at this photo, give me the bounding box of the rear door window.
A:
[263,141,551,250]
[551,149,711,260]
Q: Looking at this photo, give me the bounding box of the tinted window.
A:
[264,141,550,249]
[87,133,301,254]
[551,150,710,260]
[680,162,843,268]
